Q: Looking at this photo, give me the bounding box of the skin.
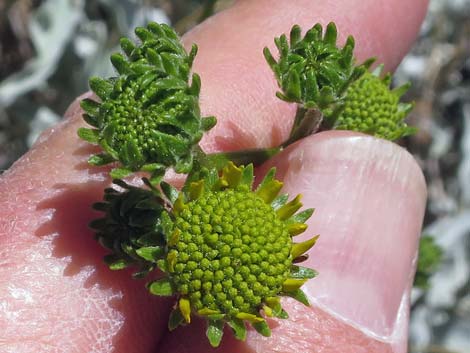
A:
[0,0,428,352]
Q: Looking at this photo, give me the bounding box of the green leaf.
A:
[289,25,302,46]
[156,259,168,272]
[274,309,289,319]
[168,309,185,331]
[290,265,318,279]
[111,53,131,75]
[252,320,271,337]
[285,70,301,101]
[147,278,174,296]
[284,289,309,306]
[271,194,288,210]
[263,47,278,72]
[256,167,276,192]
[188,44,198,67]
[88,153,115,166]
[80,98,100,118]
[323,22,338,45]
[77,128,99,144]
[289,208,314,223]
[414,235,443,289]
[104,255,129,270]
[160,181,180,204]
[136,246,164,262]
[135,27,153,42]
[89,77,113,100]
[227,319,246,341]
[120,37,136,57]
[110,167,132,179]
[201,116,217,131]
[189,73,201,96]
[206,320,224,347]
[239,163,254,190]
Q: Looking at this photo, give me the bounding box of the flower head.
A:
[328,65,415,140]
[90,162,318,346]
[78,22,216,182]
[150,162,318,346]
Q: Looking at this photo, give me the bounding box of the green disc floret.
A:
[170,189,292,316]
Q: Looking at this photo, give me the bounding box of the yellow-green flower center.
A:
[170,189,292,316]
[335,72,408,139]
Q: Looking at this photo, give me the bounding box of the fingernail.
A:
[277,131,426,338]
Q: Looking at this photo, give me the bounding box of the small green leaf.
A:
[290,265,318,279]
[160,181,180,204]
[88,153,115,166]
[201,116,217,131]
[135,27,153,42]
[289,25,302,46]
[263,47,278,72]
[271,194,288,210]
[111,53,131,75]
[274,309,289,319]
[120,38,135,58]
[252,320,271,337]
[285,289,310,306]
[189,73,201,96]
[104,255,129,270]
[110,167,132,179]
[77,128,99,144]
[188,44,198,67]
[89,77,113,100]
[147,278,174,296]
[80,98,101,118]
[136,246,164,262]
[227,319,246,341]
[285,70,301,101]
[256,167,276,192]
[289,208,314,223]
[206,320,224,347]
[168,309,185,331]
[323,22,338,45]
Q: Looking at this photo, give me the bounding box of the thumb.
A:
[158,131,426,353]
[253,131,427,352]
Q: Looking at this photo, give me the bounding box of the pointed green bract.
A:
[207,320,224,347]
[227,319,247,341]
[168,308,185,331]
[148,278,174,296]
[252,320,271,337]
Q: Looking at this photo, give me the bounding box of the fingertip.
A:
[262,131,426,342]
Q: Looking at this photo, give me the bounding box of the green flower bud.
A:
[89,179,169,278]
[77,22,216,182]
[264,22,374,111]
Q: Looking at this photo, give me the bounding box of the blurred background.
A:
[0,0,468,352]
